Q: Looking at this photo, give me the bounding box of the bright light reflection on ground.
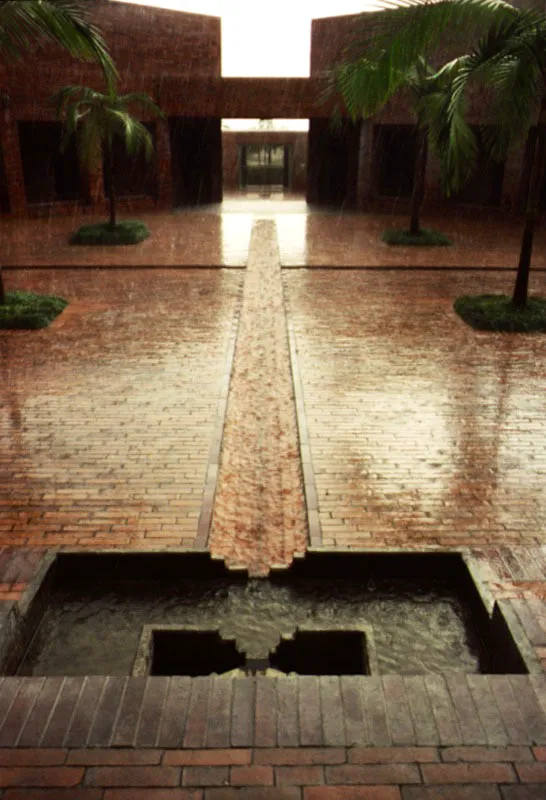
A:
[276,215,308,264]
[221,214,254,266]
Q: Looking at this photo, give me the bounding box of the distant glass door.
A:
[240,145,290,189]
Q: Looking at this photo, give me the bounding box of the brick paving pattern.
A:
[284,269,546,551]
[209,220,307,575]
[0,674,545,797]
[0,268,242,549]
[277,211,546,269]
[0,210,252,268]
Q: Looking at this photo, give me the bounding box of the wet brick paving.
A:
[1,210,252,268]
[283,268,546,550]
[1,202,546,797]
[277,211,546,269]
[0,267,243,550]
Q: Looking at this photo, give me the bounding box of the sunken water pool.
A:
[0,553,535,677]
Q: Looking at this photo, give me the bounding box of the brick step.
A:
[0,675,545,750]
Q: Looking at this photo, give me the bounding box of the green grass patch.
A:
[454,294,546,332]
[70,220,150,246]
[381,228,452,246]
[0,290,68,329]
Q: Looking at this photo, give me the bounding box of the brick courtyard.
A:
[1,202,546,798]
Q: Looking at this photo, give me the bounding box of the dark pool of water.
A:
[18,576,487,676]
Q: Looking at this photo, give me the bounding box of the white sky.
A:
[112,0,376,77]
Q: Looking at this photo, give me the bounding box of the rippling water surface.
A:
[18,576,485,676]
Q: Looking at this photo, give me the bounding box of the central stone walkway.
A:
[209,220,307,575]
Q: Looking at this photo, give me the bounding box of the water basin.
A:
[1,552,533,677]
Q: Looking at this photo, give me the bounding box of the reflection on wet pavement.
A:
[1,210,252,268]
[278,211,546,268]
[284,268,546,549]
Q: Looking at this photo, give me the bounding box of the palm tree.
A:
[338,0,546,307]
[0,0,117,304]
[54,84,163,230]
[336,54,456,237]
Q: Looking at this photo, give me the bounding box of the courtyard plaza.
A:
[0,199,546,798]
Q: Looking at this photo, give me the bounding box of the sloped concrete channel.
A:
[208,219,308,575]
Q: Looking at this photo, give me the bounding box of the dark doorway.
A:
[19,121,82,205]
[240,144,290,189]
[169,117,222,206]
[373,124,418,198]
[307,118,360,208]
[0,143,10,213]
[103,122,158,200]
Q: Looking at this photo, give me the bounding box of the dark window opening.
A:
[0,143,10,213]
[307,118,360,208]
[151,630,244,676]
[373,125,418,198]
[169,117,222,206]
[103,121,157,199]
[19,121,81,204]
[270,630,370,676]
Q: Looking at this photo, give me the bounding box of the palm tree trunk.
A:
[104,148,117,229]
[409,127,428,236]
[512,99,546,308]
[516,127,537,215]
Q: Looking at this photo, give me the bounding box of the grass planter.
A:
[0,291,68,330]
[454,294,546,332]
[382,228,452,247]
[70,220,150,246]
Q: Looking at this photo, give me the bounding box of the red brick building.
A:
[0,0,534,217]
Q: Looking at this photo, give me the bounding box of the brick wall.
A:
[0,0,220,216]
[157,77,331,119]
[5,0,221,108]
[310,14,361,76]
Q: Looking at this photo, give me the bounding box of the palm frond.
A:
[443,9,545,159]
[419,64,479,194]
[54,82,161,177]
[335,57,396,118]
[335,0,531,120]
[118,92,164,118]
[105,109,154,160]
[0,0,117,83]
[345,0,526,101]
[482,52,542,157]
